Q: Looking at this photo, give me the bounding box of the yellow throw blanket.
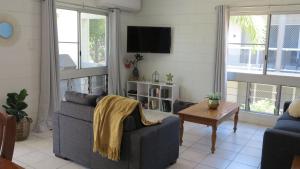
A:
[93,95,160,161]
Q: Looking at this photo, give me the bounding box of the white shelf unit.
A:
[127,81,179,113]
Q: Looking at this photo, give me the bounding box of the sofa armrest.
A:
[128,116,179,169]
[283,101,292,113]
[261,128,300,169]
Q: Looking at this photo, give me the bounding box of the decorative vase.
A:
[16,117,32,141]
[132,66,139,80]
[208,99,220,110]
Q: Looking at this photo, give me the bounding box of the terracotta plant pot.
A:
[16,117,32,141]
[208,99,220,110]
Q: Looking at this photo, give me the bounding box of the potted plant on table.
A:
[207,93,221,110]
[2,89,32,141]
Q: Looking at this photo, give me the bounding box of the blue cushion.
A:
[278,112,300,121]
[274,120,300,133]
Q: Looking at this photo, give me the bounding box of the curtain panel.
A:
[108,9,122,95]
[214,5,229,99]
[34,0,60,132]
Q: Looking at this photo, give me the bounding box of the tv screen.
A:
[127,26,171,53]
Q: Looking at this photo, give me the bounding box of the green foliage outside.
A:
[2,89,28,122]
[230,16,266,54]
[250,99,275,113]
[89,19,106,63]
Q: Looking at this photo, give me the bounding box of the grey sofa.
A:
[53,92,180,169]
[261,101,300,169]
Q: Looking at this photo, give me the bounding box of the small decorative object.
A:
[0,15,19,46]
[152,71,160,83]
[166,73,174,85]
[207,93,221,110]
[0,22,13,39]
[2,89,32,141]
[150,100,159,110]
[124,54,144,80]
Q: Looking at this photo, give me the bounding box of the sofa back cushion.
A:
[61,97,143,132]
[288,98,300,118]
[65,91,107,107]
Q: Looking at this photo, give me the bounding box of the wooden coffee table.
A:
[178,100,239,153]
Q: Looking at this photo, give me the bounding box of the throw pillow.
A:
[288,98,300,118]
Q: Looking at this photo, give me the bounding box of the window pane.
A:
[59,43,78,69]
[228,15,268,74]
[226,81,247,110]
[81,13,107,68]
[91,75,107,94]
[249,83,277,114]
[57,9,78,42]
[71,77,89,94]
[267,14,300,76]
[60,80,69,100]
[280,86,300,114]
[227,44,265,73]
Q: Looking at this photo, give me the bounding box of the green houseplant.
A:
[2,89,32,141]
[207,93,221,110]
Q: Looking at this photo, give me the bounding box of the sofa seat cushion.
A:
[278,112,300,121]
[274,120,300,133]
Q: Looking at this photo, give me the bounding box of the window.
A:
[227,15,268,74]
[57,8,108,97]
[227,13,300,115]
[81,13,107,68]
[267,14,300,75]
[57,9,79,68]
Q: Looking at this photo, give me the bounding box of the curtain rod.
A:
[229,3,300,9]
[55,0,113,12]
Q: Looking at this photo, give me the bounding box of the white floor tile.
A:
[217,142,243,153]
[180,149,208,162]
[227,161,257,169]
[168,158,198,169]
[29,156,69,169]
[234,154,261,167]
[240,147,262,158]
[16,151,50,166]
[201,155,231,169]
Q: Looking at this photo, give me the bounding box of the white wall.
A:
[120,0,300,102]
[97,0,141,11]
[0,0,41,125]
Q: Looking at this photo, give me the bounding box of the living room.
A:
[1,0,300,169]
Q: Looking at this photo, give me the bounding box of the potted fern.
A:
[2,89,32,141]
[207,93,221,110]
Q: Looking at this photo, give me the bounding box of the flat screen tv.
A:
[127,26,171,53]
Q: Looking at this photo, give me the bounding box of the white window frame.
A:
[57,3,110,93]
[227,5,300,115]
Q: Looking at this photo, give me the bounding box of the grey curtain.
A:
[214,5,229,99]
[108,9,122,95]
[34,0,60,132]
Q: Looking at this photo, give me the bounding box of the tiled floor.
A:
[13,120,266,169]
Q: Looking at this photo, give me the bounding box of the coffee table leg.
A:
[180,117,184,145]
[211,125,217,154]
[234,108,239,133]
